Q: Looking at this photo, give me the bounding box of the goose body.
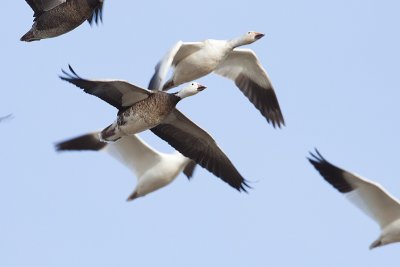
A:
[102,92,182,142]
[309,150,400,249]
[21,0,104,42]
[56,133,196,200]
[60,66,248,191]
[171,40,231,85]
[60,66,205,142]
[149,31,285,128]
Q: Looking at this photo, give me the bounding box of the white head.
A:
[232,31,265,47]
[175,82,207,99]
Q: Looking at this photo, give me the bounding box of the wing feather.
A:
[151,109,249,191]
[215,48,284,128]
[60,65,150,110]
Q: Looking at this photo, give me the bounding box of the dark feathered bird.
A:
[59,65,249,192]
[21,0,104,42]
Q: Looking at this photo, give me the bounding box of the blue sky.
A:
[2,0,400,266]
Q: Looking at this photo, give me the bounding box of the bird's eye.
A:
[192,83,194,85]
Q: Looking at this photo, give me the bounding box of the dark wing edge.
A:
[59,64,122,109]
[151,123,250,192]
[87,1,104,25]
[55,133,107,152]
[235,74,285,128]
[148,61,162,90]
[183,160,197,180]
[25,0,44,18]
[307,149,354,193]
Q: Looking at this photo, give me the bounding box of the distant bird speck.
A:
[0,114,13,123]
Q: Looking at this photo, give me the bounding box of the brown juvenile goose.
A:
[21,0,104,42]
[59,65,249,191]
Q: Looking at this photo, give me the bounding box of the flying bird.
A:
[56,133,196,201]
[0,114,13,123]
[308,149,400,250]
[59,65,249,191]
[21,0,104,42]
[148,31,284,128]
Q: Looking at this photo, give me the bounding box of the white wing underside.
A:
[214,48,272,88]
[343,172,400,229]
[104,134,163,179]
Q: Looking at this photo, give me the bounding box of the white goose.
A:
[309,150,400,249]
[148,31,284,128]
[56,133,196,201]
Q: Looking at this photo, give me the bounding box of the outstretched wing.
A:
[26,0,66,18]
[148,41,203,90]
[87,1,104,25]
[56,133,164,179]
[151,109,249,191]
[309,149,400,229]
[214,48,284,128]
[60,65,150,111]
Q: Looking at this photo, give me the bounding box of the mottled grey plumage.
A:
[21,0,104,42]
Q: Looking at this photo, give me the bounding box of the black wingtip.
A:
[59,64,82,82]
[265,99,285,129]
[88,2,104,26]
[183,160,197,180]
[308,149,354,193]
[269,116,285,129]
[307,148,327,169]
[307,148,330,168]
[239,179,252,193]
[55,133,107,152]
[234,74,285,129]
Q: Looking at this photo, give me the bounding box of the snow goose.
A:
[59,66,249,191]
[21,0,104,41]
[55,133,196,201]
[148,31,284,128]
[308,150,400,249]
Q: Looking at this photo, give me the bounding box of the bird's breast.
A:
[118,96,176,133]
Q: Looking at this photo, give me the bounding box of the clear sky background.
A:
[1,0,400,266]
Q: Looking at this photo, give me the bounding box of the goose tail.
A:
[369,238,383,250]
[100,123,122,142]
[126,191,139,201]
[20,30,38,42]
